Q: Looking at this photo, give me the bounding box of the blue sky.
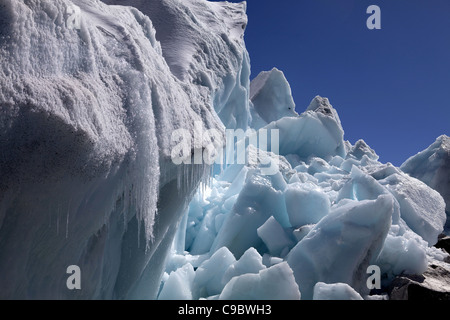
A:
[221,0,450,166]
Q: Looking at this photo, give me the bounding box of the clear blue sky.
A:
[219,0,450,166]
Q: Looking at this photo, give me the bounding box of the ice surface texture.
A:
[249,67,298,129]
[0,0,250,299]
[161,95,448,300]
[402,135,450,218]
[0,0,448,300]
[313,282,363,300]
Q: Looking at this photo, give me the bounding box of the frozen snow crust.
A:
[0,0,448,300]
[0,0,249,299]
[401,135,450,222]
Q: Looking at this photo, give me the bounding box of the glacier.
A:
[0,0,249,299]
[401,135,450,230]
[0,0,448,300]
[162,94,448,300]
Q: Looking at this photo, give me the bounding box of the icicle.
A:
[183,164,187,194]
[191,163,195,190]
[123,189,128,231]
[198,181,203,200]
[66,211,70,239]
[56,209,60,236]
[177,165,182,192]
[137,211,142,249]
[202,168,207,194]
[66,197,72,239]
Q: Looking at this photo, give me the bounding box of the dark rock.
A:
[436,235,450,254]
[389,262,450,300]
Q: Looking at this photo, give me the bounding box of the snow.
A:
[287,195,394,300]
[263,96,347,161]
[1,0,448,301]
[401,135,450,227]
[0,0,250,299]
[348,139,379,161]
[376,230,428,280]
[249,68,298,128]
[379,171,446,245]
[218,262,300,300]
[285,182,330,228]
[102,0,251,130]
[313,282,363,300]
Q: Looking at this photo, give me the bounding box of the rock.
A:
[389,262,450,300]
[436,235,450,255]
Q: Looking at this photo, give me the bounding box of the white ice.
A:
[161,96,448,300]
[249,68,298,129]
[401,135,450,229]
[0,0,251,299]
[313,282,363,300]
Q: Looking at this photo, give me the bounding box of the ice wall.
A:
[249,68,298,129]
[0,0,251,299]
[101,0,251,130]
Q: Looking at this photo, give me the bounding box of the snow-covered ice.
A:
[219,261,300,300]
[313,282,363,300]
[0,0,250,299]
[159,93,448,299]
[401,135,450,231]
[249,68,298,129]
[287,194,394,299]
[0,0,448,300]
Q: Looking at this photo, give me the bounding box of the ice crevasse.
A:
[0,0,448,300]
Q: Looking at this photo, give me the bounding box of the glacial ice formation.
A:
[0,0,249,299]
[401,135,450,224]
[0,0,448,300]
[160,94,448,300]
[313,282,364,300]
[249,68,298,129]
[102,0,252,130]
